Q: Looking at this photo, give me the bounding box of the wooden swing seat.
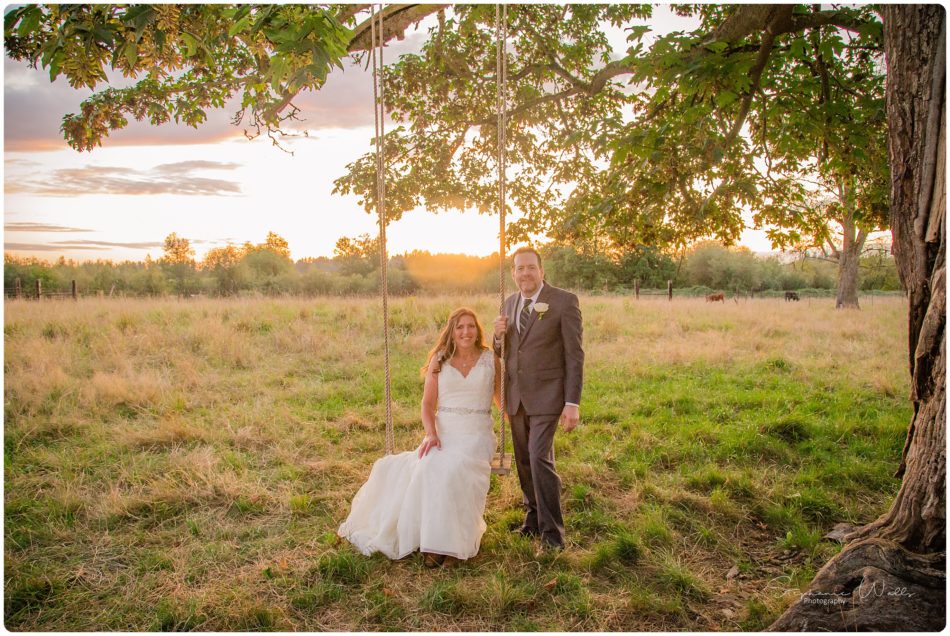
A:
[491,452,512,475]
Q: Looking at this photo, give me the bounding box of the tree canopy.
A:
[3,4,443,149]
[330,5,887,256]
[5,5,887,253]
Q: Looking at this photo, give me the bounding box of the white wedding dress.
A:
[338,349,496,560]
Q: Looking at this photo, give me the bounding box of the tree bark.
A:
[347,4,449,53]
[770,5,946,631]
[834,203,865,309]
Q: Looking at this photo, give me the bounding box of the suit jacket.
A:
[494,284,584,416]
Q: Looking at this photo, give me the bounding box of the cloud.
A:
[49,240,164,249]
[5,242,109,252]
[5,239,163,251]
[5,222,94,232]
[5,162,243,197]
[152,160,242,174]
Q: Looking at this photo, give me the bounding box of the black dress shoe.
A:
[512,526,540,538]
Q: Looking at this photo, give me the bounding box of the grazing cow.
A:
[706,293,725,303]
[785,291,800,302]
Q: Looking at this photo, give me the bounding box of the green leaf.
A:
[4,6,24,31]
[228,14,254,38]
[626,25,650,42]
[789,37,806,59]
[268,54,290,90]
[857,20,883,43]
[47,49,64,80]
[715,90,738,108]
[705,40,728,54]
[16,6,41,37]
[122,5,155,30]
[123,41,137,68]
[180,32,198,57]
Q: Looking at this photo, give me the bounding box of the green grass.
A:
[4,294,910,630]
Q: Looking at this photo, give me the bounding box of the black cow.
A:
[785,291,800,302]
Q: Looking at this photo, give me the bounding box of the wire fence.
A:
[5,278,906,302]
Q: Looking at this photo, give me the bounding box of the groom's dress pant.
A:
[511,404,564,548]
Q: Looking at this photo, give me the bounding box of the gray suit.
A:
[495,284,584,547]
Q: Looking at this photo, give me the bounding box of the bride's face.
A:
[452,315,478,352]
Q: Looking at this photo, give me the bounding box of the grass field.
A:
[4,294,910,630]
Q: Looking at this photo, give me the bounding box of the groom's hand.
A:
[493,315,508,338]
[560,405,580,432]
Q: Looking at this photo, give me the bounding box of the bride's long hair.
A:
[421,307,488,377]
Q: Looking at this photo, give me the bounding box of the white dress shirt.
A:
[517,283,545,333]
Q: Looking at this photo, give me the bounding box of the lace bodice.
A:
[437,349,495,414]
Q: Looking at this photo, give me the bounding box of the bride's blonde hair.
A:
[421,307,488,377]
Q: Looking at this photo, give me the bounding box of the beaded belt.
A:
[438,406,490,415]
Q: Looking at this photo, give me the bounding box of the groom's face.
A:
[512,252,544,297]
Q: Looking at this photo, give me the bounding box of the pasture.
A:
[4,294,909,630]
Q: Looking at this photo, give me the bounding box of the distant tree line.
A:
[4,232,901,298]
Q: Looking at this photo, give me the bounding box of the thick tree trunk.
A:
[770,5,946,631]
[834,243,861,309]
[834,208,865,309]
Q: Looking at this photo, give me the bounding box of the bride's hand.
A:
[418,434,442,458]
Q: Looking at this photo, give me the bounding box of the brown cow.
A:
[705,293,725,303]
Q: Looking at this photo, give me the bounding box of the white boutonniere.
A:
[534,302,550,319]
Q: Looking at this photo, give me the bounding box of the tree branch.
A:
[703,5,873,45]
[348,4,449,53]
[468,61,634,127]
[787,10,877,38]
[335,5,370,25]
[722,25,777,150]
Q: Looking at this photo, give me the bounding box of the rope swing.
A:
[490,3,512,476]
[370,4,511,474]
[371,4,394,455]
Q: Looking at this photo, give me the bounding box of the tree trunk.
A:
[834,243,861,309]
[770,5,946,631]
[834,205,865,309]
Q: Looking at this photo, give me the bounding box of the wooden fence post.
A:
[667,280,672,301]
[35,279,41,300]
[14,277,21,299]
[71,280,78,300]
[635,278,640,300]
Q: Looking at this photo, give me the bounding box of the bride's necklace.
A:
[454,351,480,370]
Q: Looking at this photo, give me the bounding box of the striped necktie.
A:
[519,298,532,333]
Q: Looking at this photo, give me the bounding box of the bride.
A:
[338,307,501,567]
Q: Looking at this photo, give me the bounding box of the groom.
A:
[494,247,584,552]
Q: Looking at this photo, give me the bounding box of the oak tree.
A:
[4,4,944,629]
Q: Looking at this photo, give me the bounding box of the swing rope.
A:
[494,3,511,474]
[371,4,394,455]
[371,4,510,466]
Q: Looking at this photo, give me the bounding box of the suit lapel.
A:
[506,294,520,348]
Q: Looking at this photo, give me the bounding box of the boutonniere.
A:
[534,302,550,319]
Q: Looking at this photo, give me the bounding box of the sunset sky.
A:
[3,6,778,264]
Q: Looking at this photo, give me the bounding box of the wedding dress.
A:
[338,349,496,560]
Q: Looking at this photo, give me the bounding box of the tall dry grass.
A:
[4,294,909,630]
